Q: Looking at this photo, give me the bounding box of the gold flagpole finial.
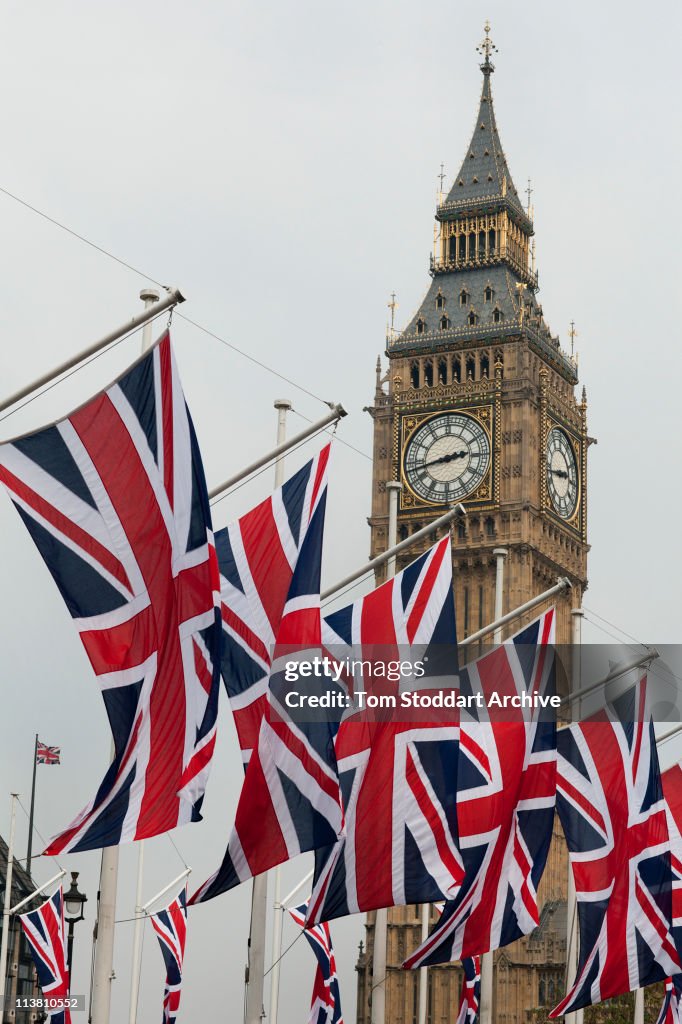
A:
[476,21,497,73]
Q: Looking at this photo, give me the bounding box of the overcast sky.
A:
[0,1,681,1022]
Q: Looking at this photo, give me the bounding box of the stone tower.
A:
[359,24,589,1024]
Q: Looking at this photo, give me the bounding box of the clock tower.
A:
[358,24,589,1024]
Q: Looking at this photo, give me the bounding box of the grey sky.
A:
[0,1,681,1021]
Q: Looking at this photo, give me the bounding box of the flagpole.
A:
[26,735,39,877]
[459,577,571,649]
[269,400,291,1024]
[371,481,402,1024]
[417,905,429,1024]
[565,608,584,1024]
[0,288,184,416]
[478,550,508,1024]
[322,504,466,601]
[0,794,19,1018]
[127,289,160,1024]
[90,834,119,1024]
[207,404,346,501]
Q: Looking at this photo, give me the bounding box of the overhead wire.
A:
[0,183,339,415]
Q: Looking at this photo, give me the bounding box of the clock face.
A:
[546,426,579,519]
[403,412,491,504]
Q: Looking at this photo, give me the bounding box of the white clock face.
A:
[404,412,491,503]
[546,426,579,519]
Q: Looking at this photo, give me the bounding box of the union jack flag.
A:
[654,764,682,1024]
[456,955,481,1024]
[150,887,188,1024]
[656,978,682,1024]
[0,332,222,853]
[289,903,343,1024]
[662,763,682,939]
[37,742,61,765]
[404,610,556,968]
[215,446,331,767]
[550,675,680,1017]
[191,450,343,903]
[306,536,462,925]
[19,887,71,1024]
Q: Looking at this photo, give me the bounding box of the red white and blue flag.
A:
[653,764,682,1024]
[656,978,682,1024]
[404,610,556,968]
[306,536,462,925]
[150,887,188,1024]
[37,742,61,765]
[456,955,481,1024]
[289,903,343,1024]
[550,675,680,1016]
[0,332,222,853]
[191,448,343,903]
[19,887,71,1024]
[215,446,332,767]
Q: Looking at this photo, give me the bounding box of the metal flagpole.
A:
[322,504,465,601]
[371,481,402,1024]
[127,289,160,1024]
[0,289,184,416]
[90,837,119,1024]
[633,987,644,1024]
[208,404,346,501]
[565,608,584,1024]
[140,869,191,915]
[9,872,66,916]
[0,794,19,1019]
[479,549,508,1024]
[269,400,291,1024]
[459,577,571,649]
[417,905,429,1024]
[26,735,39,877]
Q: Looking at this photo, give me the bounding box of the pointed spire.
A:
[440,23,526,221]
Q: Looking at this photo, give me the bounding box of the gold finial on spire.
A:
[569,320,578,358]
[476,20,497,73]
[387,292,399,340]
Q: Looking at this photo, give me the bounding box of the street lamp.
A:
[63,872,87,992]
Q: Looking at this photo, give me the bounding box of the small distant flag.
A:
[36,743,61,765]
[19,887,71,1024]
[150,888,188,1024]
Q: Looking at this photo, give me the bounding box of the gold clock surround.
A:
[397,404,497,513]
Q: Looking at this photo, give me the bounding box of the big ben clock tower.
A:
[358,24,589,1024]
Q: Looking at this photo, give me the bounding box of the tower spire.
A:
[476,20,497,75]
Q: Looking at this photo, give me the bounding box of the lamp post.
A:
[63,872,87,992]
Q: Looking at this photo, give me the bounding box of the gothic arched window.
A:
[468,310,478,326]
[453,357,461,383]
[484,285,494,302]
[438,358,447,383]
[440,315,450,330]
[410,362,419,389]
[493,307,502,323]
[459,289,469,306]
[424,361,434,387]
[488,228,496,254]
[436,292,445,309]
[416,317,426,336]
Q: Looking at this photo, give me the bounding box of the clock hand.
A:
[425,449,468,468]
[551,468,569,479]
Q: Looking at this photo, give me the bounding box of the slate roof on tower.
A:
[440,62,526,221]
